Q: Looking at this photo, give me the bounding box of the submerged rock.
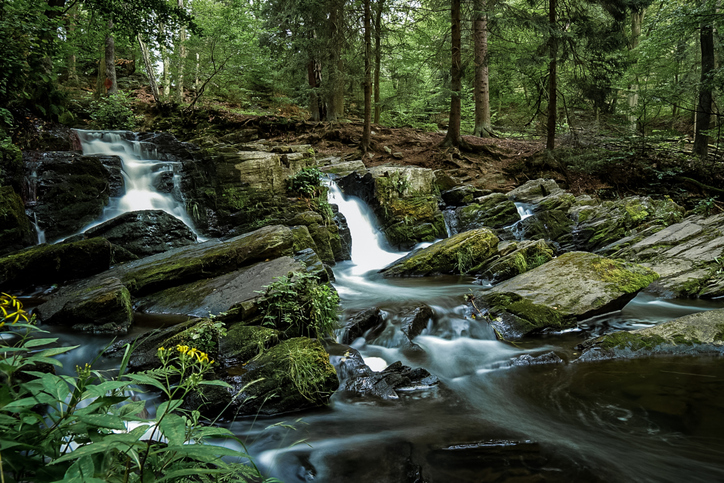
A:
[381,228,499,277]
[474,252,659,339]
[578,308,724,361]
[83,209,197,258]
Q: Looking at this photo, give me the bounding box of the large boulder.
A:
[380,228,499,277]
[23,151,123,241]
[506,179,563,204]
[83,210,197,258]
[482,239,555,283]
[474,252,659,339]
[0,237,117,291]
[578,308,724,361]
[0,186,36,256]
[611,213,724,298]
[455,192,520,232]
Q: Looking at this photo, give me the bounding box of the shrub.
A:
[90,92,137,130]
[0,294,266,482]
[287,167,324,198]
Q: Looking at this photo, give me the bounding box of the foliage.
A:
[693,197,719,216]
[0,294,265,482]
[90,92,138,130]
[259,271,339,339]
[287,167,325,198]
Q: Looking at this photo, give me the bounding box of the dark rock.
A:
[399,304,433,341]
[0,186,36,256]
[507,179,562,203]
[482,239,554,283]
[441,185,485,207]
[0,237,116,291]
[84,210,197,258]
[219,324,280,366]
[152,171,175,193]
[455,193,520,231]
[340,307,385,344]
[512,351,564,366]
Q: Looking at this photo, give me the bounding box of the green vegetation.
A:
[0,294,266,482]
[287,167,325,198]
[89,92,138,130]
[591,258,660,293]
[259,271,339,339]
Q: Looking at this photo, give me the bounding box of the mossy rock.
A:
[483,239,554,283]
[456,193,521,231]
[0,186,36,256]
[219,324,280,365]
[578,308,724,361]
[477,252,659,339]
[0,237,116,291]
[227,337,339,416]
[517,209,573,244]
[381,228,499,277]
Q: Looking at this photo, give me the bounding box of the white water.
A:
[74,130,199,235]
[514,201,535,220]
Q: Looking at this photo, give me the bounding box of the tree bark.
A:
[160,24,171,98]
[441,0,462,147]
[627,8,645,132]
[362,0,372,152]
[546,0,557,150]
[137,34,160,102]
[95,45,106,99]
[177,0,187,103]
[373,0,384,124]
[326,0,345,121]
[308,60,321,121]
[473,0,491,137]
[105,19,118,95]
[694,19,714,157]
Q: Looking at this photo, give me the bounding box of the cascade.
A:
[74,130,198,234]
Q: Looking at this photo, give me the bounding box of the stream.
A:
[44,133,724,482]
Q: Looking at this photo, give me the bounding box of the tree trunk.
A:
[373,0,384,124]
[362,0,372,152]
[327,0,344,121]
[546,0,557,150]
[160,24,171,98]
[137,34,160,102]
[177,0,187,103]
[473,0,491,137]
[308,60,321,121]
[627,8,645,132]
[67,4,78,85]
[442,0,462,147]
[105,20,118,95]
[694,19,714,157]
[95,45,106,99]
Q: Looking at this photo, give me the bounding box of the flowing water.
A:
[38,148,724,481]
[74,130,198,235]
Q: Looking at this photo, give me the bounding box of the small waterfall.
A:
[75,130,198,234]
[515,202,534,220]
[442,208,458,237]
[504,201,536,240]
[327,182,403,274]
[33,213,46,244]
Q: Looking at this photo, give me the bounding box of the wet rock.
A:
[381,228,499,277]
[512,351,564,366]
[482,239,554,283]
[611,213,724,298]
[577,308,724,361]
[332,206,352,260]
[340,307,385,344]
[219,323,280,366]
[152,171,175,193]
[83,210,197,258]
[35,276,133,334]
[506,178,563,204]
[399,304,434,341]
[441,185,487,207]
[320,159,367,177]
[24,151,123,241]
[455,192,521,231]
[0,186,36,256]
[0,237,116,291]
[475,252,659,339]
[290,211,337,264]
[516,209,573,246]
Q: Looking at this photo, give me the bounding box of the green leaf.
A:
[35,345,80,358]
[124,373,167,392]
[156,399,184,417]
[159,413,186,446]
[75,414,126,431]
[23,337,58,348]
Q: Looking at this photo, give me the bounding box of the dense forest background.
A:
[2,0,724,206]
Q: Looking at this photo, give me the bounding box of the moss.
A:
[591,257,659,293]
[713,324,724,342]
[222,323,280,362]
[679,278,704,297]
[484,292,574,331]
[624,200,649,223]
[597,331,668,351]
[576,208,592,223]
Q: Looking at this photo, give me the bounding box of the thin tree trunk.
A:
[308,60,321,121]
[160,24,171,97]
[195,52,200,92]
[67,4,78,85]
[177,0,187,103]
[694,19,714,157]
[105,19,118,95]
[327,0,344,121]
[137,34,160,102]
[362,0,372,152]
[442,0,462,147]
[628,9,645,132]
[473,0,491,137]
[95,44,106,99]
[546,0,557,150]
[373,0,384,124]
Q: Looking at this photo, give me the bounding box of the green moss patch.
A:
[591,257,659,293]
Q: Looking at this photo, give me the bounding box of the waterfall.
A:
[74,130,198,235]
[515,202,534,220]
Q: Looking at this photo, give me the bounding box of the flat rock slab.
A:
[578,308,724,361]
[476,252,659,339]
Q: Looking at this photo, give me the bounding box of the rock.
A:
[0,237,116,291]
[399,304,434,341]
[332,206,352,261]
[611,213,724,298]
[455,193,520,231]
[506,179,563,203]
[219,324,280,366]
[35,277,133,334]
[320,160,367,177]
[340,307,385,344]
[475,252,659,339]
[290,211,337,264]
[0,186,36,256]
[223,337,339,416]
[482,239,554,283]
[381,228,499,277]
[578,308,724,361]
[440,185,487,207]
[511,351,564,366]
[83,210,197,258]
[24,151,123,241]
[515,209,573,246]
